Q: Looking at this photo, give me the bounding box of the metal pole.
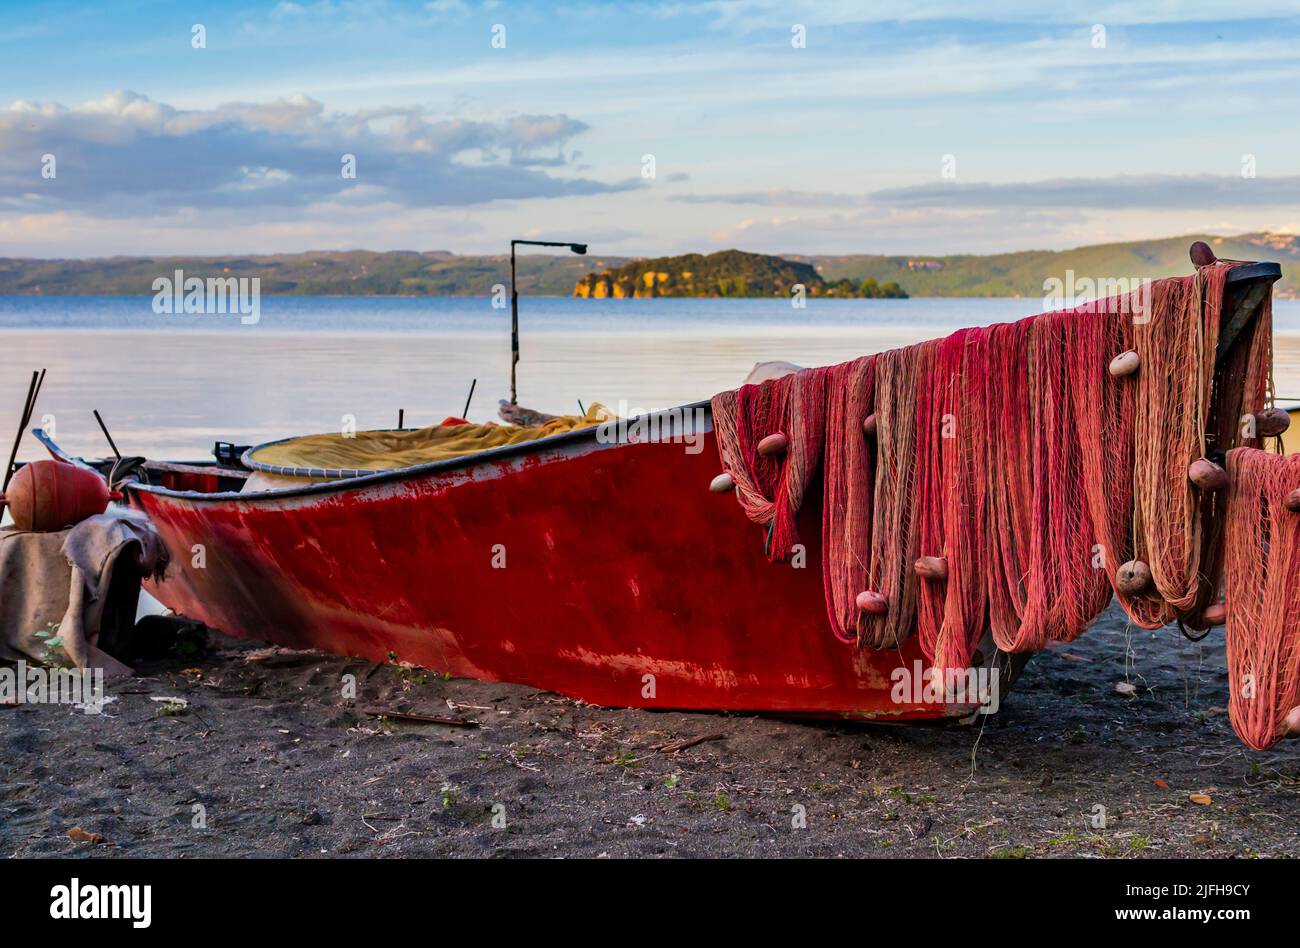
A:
[510,242,519,405]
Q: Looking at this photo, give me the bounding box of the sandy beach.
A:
[3,602,1297,859]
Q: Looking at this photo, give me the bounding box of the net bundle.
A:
[712,263,1274,676]
[1223,448,1300,750]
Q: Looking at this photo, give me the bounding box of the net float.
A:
[855,590,888,615]
[1255,407,1291,437]
[1188,458,1229,491]
[0,459,119,532]
[1202,602,1227,626]
[1283,706,1300,739]
[1189,240,1218,267]
[1116,559,1153,595]
[1108,350,1140,377]
[1285,488,1300,512]
[756,432,789,457]
[862,413,878,438]
[914,555,948,580]
[709,472,735,493]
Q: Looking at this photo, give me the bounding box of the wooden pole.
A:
[462,378,477,419]
[1,370,43,522]
[93,409,122,460]
[3,371,38,494]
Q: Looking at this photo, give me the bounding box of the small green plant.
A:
[171,624,207,659]
[157,699,188,716]
[710,792,732,812]
[663,774,680,790]
[612,749,640,769]
[440,784,459,809]
[31,623,68,667]
[990,844,1033,858]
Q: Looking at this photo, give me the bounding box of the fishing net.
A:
[712,263,1275,674]
[1224,448,1300,750]
[244,404,613,481]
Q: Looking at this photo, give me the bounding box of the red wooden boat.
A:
[32,251,1281,722]
[118,411,978,721]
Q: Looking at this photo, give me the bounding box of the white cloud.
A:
[0,92,632,218]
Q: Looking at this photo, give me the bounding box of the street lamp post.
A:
[509,238,587,405]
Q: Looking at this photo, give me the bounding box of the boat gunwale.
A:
[121,398,716,504]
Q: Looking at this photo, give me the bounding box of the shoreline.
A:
[4,603,1297,858]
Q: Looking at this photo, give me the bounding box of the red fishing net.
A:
[1224,448,1300,750]
[711,263,1275,683]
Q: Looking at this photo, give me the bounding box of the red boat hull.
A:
[128,416,973,720]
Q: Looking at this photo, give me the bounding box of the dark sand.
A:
[3,603,1298,858]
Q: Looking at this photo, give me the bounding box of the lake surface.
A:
[2,294,1299,462]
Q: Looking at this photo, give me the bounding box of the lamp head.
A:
[570,243,588,255]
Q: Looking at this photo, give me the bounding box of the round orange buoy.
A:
[914,555,948,580]
[855,590,888,615]
[709,472,735,493]
[0,460,117,532]
[1108,350,1140,377]
[1255,407,1291,437]
[862,413,878,438]
[1188,458,1229,491]
[1286,489,1300,513]
[1283,706,1300,739]
[1202,602,1227,626]
[1116,559,1153,595]
[756,432,789,457]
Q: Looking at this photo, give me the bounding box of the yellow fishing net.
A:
[246,404,613,477]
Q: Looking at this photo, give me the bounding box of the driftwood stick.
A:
[360,706,479,728]
[652,732,725,754]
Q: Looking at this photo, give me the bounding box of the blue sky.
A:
[2,0,1299,257]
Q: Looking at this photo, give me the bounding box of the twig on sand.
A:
[360,706,478,728]
[651,733,725,754]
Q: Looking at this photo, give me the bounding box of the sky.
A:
[2,0,1300,258]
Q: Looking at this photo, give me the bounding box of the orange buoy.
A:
[855,590,888,615]
[1116,559,1153,595]
[1285,489,1300,513]
[1202,602,1227,626]
[862,413,878,438]
[914,555,948,580]
[709,472,735,493]
[1108,351,1140,377]
[756,432,789,457]
[0,460,117,532]
[1256,407,1291,438]
[1188,458,1229,491]
[1283,706,1300,738]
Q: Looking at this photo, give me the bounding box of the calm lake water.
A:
[3,294,1299,462]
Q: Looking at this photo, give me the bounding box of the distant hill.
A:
[0,233,1296,297]
[0,250,618,297]
[789,233,1300,299]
